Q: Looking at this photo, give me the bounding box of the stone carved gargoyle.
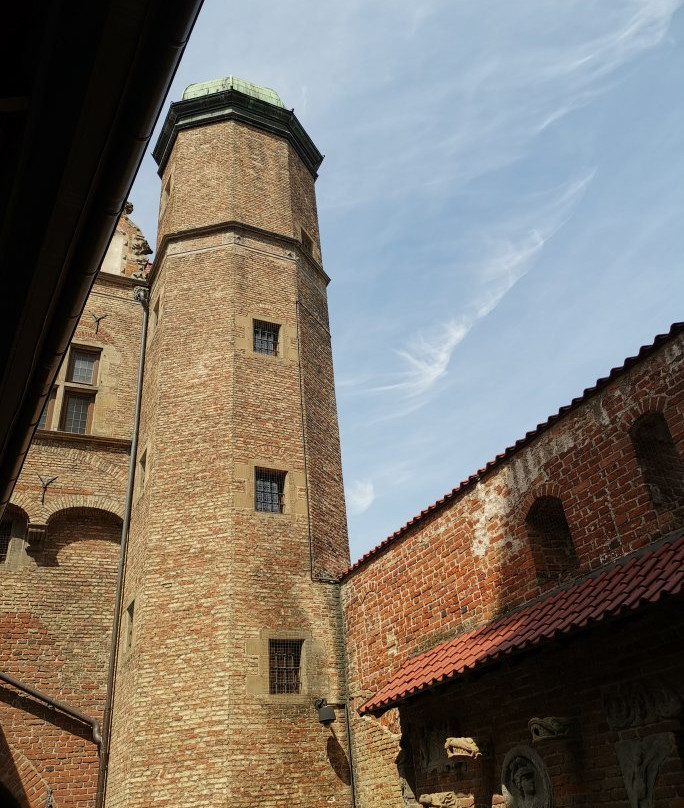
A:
[419,792,458,807]
[445,737,484,759]
[528,717,572,742]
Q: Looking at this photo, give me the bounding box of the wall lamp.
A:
[314,698,338,726]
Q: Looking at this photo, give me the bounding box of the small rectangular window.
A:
[255,468,286,513]
[138,450,147,492]
[269,639,303,694]
[301,229,313,255]
[61,393,94,434]
[125,600,135,651]
[253,320,280,356]
[67,349,99,385]
[0,520,11,564]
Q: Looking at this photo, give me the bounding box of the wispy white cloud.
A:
[369,169,595,407]
[347,479,375,515]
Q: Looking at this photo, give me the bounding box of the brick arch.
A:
[619,396,669,433]
[0,743,54,808]
[45,496,124,524]
[518,483,563,520]
[6,495,39,524]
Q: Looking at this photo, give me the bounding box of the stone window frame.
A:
[235,314,296,363]
[148,289,163,344]
[246,628,326,704]
[124,599,135,653]
[233,460,307,516]
[134,446,149,501]
[42,342,103,435]
[37,388,57,431]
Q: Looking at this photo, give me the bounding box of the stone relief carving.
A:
[528,717,572,742]
[501,746,553,808]
[604,679,682,729]
[614,733,674,808]
[445,737,485,759]
[418,792,458,807]
[415,724,459,773]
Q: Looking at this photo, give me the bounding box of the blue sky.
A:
[129,0,684,562]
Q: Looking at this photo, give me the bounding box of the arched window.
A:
[630,413,684,511]
[525,496,578,583]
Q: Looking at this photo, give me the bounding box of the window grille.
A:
[269,639,303,694]
[0,520,11,563]
[253,320,280,356]
[68,350,97,385]
[62,394,92,434]
[255,468,286,513]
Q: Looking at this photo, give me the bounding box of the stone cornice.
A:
[149,221,330,288]
[152,89,323,178]
[94,271,145,290]
[33,430,131,452]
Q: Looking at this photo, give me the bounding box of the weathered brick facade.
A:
[341,327,684,808]
[0,212,145,807]
[105,82,351,808]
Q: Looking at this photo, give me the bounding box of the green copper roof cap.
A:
[154,77,323,178]
[182,76,284,108]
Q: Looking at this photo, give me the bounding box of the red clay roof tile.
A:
[359,530,684,715]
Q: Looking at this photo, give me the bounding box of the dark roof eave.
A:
[152,89,323,178]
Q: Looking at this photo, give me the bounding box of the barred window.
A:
[253,320,280,356]
[255,468,286,513]
[269,639,303,694]
[0,520,10,564]
[62,393,93,434]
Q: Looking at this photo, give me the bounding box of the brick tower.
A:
[105,78,351,807]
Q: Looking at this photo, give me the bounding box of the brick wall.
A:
[0,508,122,808]
[341,330,684,807]
[399,603,684,807]
[0,219,143,805]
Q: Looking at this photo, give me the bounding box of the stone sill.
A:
[33,429,131,451]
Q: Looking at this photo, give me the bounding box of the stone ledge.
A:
[33,430,131,451]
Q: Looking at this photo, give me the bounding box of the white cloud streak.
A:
[371,169,596,406]
[347,479,376,515]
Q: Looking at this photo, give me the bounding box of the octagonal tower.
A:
[106,78,351,808]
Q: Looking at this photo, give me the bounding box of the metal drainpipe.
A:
[95,283,149,808]
[294,295,358,806]
[0,671,101,745]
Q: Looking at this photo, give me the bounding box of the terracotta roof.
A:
[359,529,684,715]
[342,322,684,579]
